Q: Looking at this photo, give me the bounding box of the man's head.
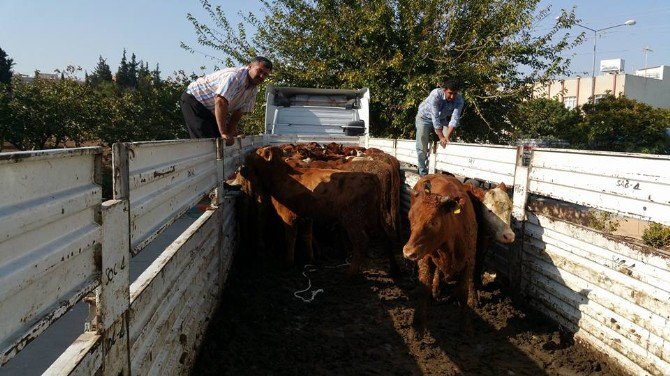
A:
[248,56,273,86]
[442,79,461,102]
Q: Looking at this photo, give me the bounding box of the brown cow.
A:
[242,146,400,277]
[403,174,478,324]
[287,154,401,239]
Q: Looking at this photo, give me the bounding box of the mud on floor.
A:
[193,251,627,376]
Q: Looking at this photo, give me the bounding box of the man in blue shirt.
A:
[415,80,464,176]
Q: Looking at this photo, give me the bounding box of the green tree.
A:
[184,0,583,139]
[0,47,13,85]
[152,63,162,86]
[577,95,668,154]
[89,55,114,86]
[126,53,139,89]
[509,97,582,140]
[137,61,152,92]
[116,49,131,88]
[5,71,98,150]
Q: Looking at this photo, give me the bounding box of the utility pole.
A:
[643,46,653,75]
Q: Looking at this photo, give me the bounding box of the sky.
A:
[1,0,669,80]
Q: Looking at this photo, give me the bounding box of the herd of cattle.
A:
[230,142,515,321]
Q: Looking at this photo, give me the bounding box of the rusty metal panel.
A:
[434,143,520,185]
[528,149,670,226]
[113,139,218,254]
[522,212,670,375]
[0,148,102,365]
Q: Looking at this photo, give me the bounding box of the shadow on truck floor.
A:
[192,245,624,376]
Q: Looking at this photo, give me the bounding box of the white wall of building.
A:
[535,68,670,109]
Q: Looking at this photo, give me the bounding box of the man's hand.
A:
[221,134,235,146]
[439,138,448,148]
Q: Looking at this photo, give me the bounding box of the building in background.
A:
[534,60,670,109]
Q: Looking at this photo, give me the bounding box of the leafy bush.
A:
[585,210,620,234]
[642,223,670,248]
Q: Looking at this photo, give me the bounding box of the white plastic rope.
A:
[293,259,350,303]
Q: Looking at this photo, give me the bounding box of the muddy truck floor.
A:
[192,244,627,376]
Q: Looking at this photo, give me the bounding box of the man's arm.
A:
[443,96,464,144]
[429,90,449,147]
[228,109,244,138]
[214,95,230,138]
[443,126,455,143]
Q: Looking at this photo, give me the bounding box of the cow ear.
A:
[261,148,273,161]
[497,182,507,190]
[409,188,419,197]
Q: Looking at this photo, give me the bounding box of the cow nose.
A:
[402,245,418,261]
[501,231,515,243]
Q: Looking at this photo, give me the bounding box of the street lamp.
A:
[574,19,636,103]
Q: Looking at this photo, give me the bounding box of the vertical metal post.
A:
[510,146,530,296]
[214,138,224,206]
[428,142,437,174]
[98,199,131,375]
[591,30,597,104]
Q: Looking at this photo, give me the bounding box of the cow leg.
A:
[456,261,477,309]
[283,222,298,267]
[454,261,477,334]
[474,236,489,289]
[345,226,368,278]
[300,219,315,263]
[414,257,435,327]
[431,269,441,299]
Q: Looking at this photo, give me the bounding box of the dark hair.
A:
[251,56,273,70]
[442,79,462,91]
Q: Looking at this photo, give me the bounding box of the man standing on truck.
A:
[415,79,464,176]
[180,56,273,146]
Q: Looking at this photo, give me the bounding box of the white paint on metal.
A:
[367,138,396,155]
[264,134,362,146]
[522,212,670,374]
[395,140,418,166]
[434,143,519,185]
[97,199,131,375]
[0,148,102,365]
[42,331,102,376]
[529,149,670,226]
[114,139,218,254]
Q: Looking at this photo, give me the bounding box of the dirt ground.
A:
[192,242,627,376]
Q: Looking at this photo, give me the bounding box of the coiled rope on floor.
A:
[293,259,350,303]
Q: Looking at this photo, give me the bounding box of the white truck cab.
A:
[264,85,370,137]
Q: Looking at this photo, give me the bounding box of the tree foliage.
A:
[184,0,583,140]
[89,55,114,86]
[1,64,188,151]
[509,97,581,140]
[576,95,669,154]
[0,47,13,85]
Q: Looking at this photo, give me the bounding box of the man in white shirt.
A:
[180,56,273,145]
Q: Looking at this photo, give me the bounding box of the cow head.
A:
[481,183,515,243]
[403,193,466,261]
